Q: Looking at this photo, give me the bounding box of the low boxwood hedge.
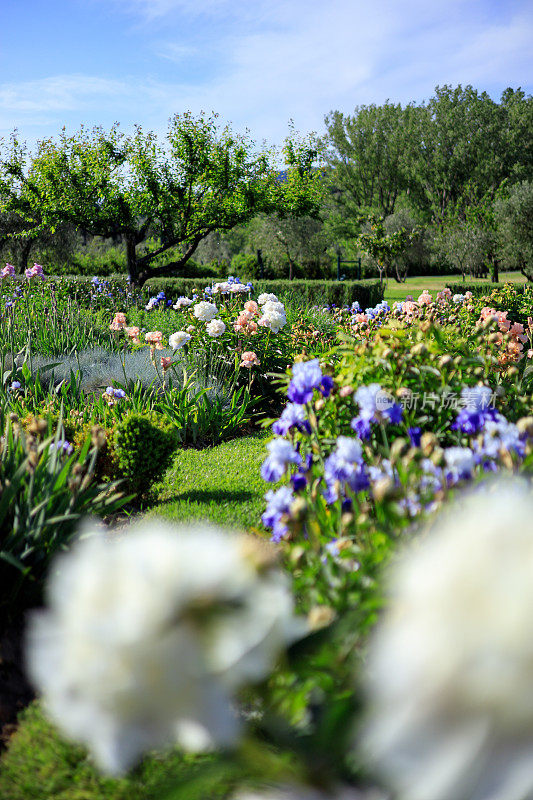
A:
[36,275,384,309]
[445,282,527,297]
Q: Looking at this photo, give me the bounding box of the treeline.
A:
[1,86,532,284]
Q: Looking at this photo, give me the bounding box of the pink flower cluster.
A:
[125,326,140,344]
[234,300,259,335]
[479,307,531,364]
[145,331,164,349]
[25,263,44,279]
[1,263,16,279]
[109,312,127,332]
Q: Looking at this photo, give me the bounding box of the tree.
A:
[415,85,533,223]
[432,220,492,281]
[0,114,324,286]
[324,102,420,221]
[494,180,533,279]
[357,214,418,284]
[383,209,429,282]
[251,213,331,280]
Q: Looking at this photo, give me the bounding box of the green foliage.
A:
[0,415,126,620]
[324,85,533,260]
[230,251,259,278]
[357,214,419,282]
[113,412,178,496]
[18,274,383,309]
[494,180,533,278]
[445,282,504,296]
[143,277,384,308]
[1,114,325,287]
[433,220,493,279]
[324,101,420,223]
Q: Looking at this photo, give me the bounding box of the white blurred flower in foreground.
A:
[363,481,533,800]
[26,521,303,775]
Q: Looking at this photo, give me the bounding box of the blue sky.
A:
[1,0,531,148]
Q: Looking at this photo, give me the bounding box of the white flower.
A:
[261,300,285,317]
[213,282,232,294]
[145,298,158,311]
[258,293,279,305]
[362,481,533,800]
[266,312,287,333]
[26,521,303,775]
[206,319,226,337]
[443,446,475,478]
[173,296,193,309]
[259,300,287,334]
[230,283,249,293]
[193,301,218,322]
[169,331,191,349]
[452,293,465,303]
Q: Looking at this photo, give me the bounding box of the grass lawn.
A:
[383,270,527,302]
[147,433,270,531]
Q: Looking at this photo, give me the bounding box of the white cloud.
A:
[3,0,532,145]
[156,42,198,62]
[0,75,130,114]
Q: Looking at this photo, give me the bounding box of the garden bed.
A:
[0,274,532,800]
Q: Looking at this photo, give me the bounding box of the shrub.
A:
[144,278,384,309]
[113,413,179,496]
[444,282,528,298]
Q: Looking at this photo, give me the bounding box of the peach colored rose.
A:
[244,300,259,316]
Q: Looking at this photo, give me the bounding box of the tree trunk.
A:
[288,257,295,281]
[18,239,33,275]
[126,236,138,285]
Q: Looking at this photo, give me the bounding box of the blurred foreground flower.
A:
[26,521,304,775]
[363,481,533,800]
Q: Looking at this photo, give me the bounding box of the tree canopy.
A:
[325,86,533,231]
[0,113,324,286]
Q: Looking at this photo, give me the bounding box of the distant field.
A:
[383,271,527,302]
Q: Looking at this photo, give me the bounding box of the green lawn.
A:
[383,270,526,302]
[147,433,270,531]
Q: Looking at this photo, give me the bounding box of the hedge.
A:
[145,278,384,308]
[445,282,527,297]
[34,276,384,309]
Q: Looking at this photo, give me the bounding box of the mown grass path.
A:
[383,270,526,302]
[148,433,269,531]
